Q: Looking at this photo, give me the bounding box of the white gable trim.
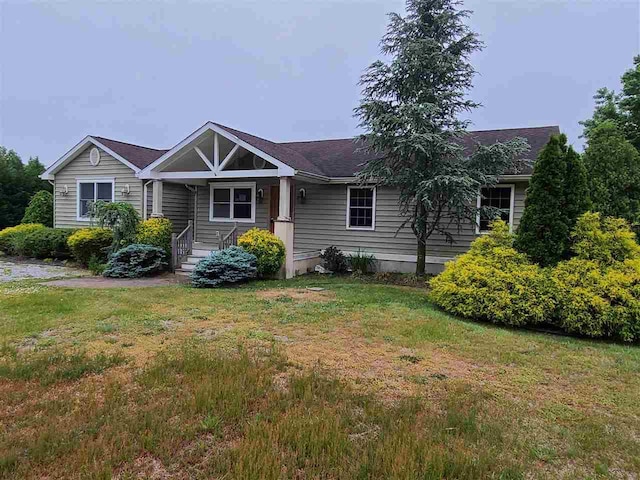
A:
[137,122,295,178]
[40,136,141,180]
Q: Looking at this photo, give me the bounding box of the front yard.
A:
[1,276,639,479]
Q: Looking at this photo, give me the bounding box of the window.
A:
[476,185,515,233]
[210,182,256,222]
[346,186,376,230]
[76,178,114,221]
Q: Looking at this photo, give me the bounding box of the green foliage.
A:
[237,228,285,277]
[90,201,140,254]
[551,258,640,342]
[348,249,376,274]
[103,244,167,278]
[515,134,589,266]
[354,0,529,274]
[433,215,640,342]
[87,255,107,275]
[583,121,640,225]
[430,221,553,326]
[67,228,113,266]
[0,223,46,255]
[582,56,640,151]
[191,246,257,288]
[571,212,640,265]
[0,148,49,229]
[21,190,53,227]
[136,217,173,255]
[320,246,348,273]
[13,227,73,259]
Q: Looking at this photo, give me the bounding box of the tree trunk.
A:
[416,202,426,276]
[416,240,426,276]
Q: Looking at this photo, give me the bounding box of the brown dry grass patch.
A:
[256,288,337,303]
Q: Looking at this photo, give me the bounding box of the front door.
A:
[269,186,279,233]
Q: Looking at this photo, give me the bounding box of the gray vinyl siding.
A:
[53,146,142,228]
[194,179,275,244]
[145,182,194,233]
[293,182,528,259]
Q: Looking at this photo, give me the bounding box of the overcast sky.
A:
[1,0,638,166]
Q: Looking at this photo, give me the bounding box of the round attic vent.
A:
[252,154,266,169]
[89,147,101,166]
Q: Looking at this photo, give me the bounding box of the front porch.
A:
[138,124,318,278]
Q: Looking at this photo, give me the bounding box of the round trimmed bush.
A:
[136,217,173,255]
[237,228,285,277]
[22,190,53,227]
[103,244,167,278]
[192,246,258,288]
[0,223,46,255]
[67,228,113,266]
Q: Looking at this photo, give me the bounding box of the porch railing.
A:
[171,220,193,270]
[219,223,238,250]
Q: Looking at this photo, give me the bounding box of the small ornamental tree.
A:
[514,135,571,266]
[22,190,53,227]
[90,201,140,254]
[583,121,640,227]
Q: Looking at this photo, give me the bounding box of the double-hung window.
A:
[476,185,515,233]
[210,182,256,223]
[77,178,114,221]
[346,186,376,230]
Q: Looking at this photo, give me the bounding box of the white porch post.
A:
[274,176,294,279]
[151,180,164,218]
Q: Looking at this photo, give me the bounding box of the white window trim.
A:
[76,177,115,222]
[476,183,515,234]
[209,181,256,223]
[346,185,376,231]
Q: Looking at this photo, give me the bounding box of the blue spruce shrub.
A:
[103,244,167,278]
[191,246,258,288]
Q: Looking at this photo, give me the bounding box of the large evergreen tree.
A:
[0,147,49,229]
[582,56,640,151]
[355,0,528,275]
[514,135,571,266]
[583,121,640,225]
[564,145,591,229]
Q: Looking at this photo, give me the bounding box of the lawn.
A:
[0,276,639,479]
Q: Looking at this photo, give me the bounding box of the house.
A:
[40,122,559,277]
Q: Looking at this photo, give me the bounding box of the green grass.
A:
[0,276,639,478]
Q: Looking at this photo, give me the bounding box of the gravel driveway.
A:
[0,260,86,282]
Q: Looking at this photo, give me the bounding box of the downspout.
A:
[143,180,153,220]
[48,180,55,227]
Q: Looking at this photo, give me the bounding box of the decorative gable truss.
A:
[138,122,295,180]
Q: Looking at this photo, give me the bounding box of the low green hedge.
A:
[14,227,74,259]
[430,214,640,343]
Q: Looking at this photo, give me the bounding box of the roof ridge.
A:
[92,135,168,152]
[465,125,559,134]
[279,137,358,145]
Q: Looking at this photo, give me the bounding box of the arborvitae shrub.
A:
[237,228,285,277]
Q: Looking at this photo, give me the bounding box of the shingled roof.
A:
[92,124,560,177]
[92,136,168,170]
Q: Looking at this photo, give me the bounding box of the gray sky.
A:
[1,0,638,166]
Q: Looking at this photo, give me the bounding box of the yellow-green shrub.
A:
[237,228,285,277]
[0,223,46,255]
[67,228,113,265]
[430,221,553,326]
[551,258,640,342]
[136,217,173,255]
[571,211,640,265]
